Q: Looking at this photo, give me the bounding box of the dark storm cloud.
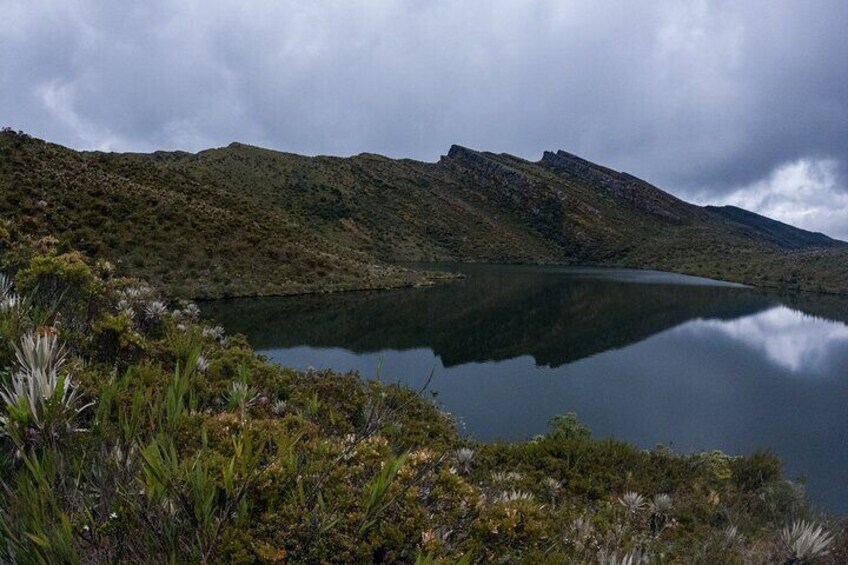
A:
[2,1,847,234]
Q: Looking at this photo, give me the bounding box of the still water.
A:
[203,265,848,514]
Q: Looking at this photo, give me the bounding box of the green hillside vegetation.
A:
[0,236,845,563]
[3,129,848,298]
[0,131,445,298]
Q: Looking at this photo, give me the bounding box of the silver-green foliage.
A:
[0,333,92,445]
[619,491,647,515]
[456,447,474,475]
[0,273,11,298]
[226,366,260,421]
[600,547,649,565]
[495,489,535,503]
[780,520,834,562]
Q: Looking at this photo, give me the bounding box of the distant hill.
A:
[2,129,847,297]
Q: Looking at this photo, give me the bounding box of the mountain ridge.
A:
[2,129,847,297]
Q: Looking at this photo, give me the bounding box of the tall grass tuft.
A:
[360,452,409,534]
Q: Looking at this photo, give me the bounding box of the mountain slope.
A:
[704,204,837,249]
[0,132,444,297]
[2,129,848,297]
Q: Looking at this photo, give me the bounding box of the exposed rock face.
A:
[442,145,566,231]
[444,145,536,196]
[541,150,621,191]
[540,150,693,223]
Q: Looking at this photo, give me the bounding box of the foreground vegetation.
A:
[0,233,845,563]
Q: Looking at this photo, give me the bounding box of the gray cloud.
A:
[2,1,847,234]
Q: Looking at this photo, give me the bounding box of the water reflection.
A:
[203,265,848,513]
[204,265,778,368]
[689,306,848,374]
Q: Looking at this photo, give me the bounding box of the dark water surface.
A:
[203,265,848,514]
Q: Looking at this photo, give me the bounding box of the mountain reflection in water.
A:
[203,265,848,514]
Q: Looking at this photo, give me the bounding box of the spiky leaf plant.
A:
[780,520,834,564]
[226,365,259,422]
[619,491,647,515]
[455,447,474,475]
[271,399,287,417]
[600,547,649,565]
[495,489,535,504]
[0,333,92,447]
[649,493,673,535]
[0,272,12,298]
[143,300,167,322]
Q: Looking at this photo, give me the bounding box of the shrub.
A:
[14,252,99,332]
[730,450,782,491]
[91,313,146,367]
[547,411,591,440]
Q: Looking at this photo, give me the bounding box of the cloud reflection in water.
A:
[683,306,848,374]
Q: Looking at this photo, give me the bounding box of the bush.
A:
[91,313,146,367]
[547,411,591,440]
[15,252,99,332]
[730,450,782,491]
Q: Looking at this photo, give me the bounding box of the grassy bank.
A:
[0,235,845,563]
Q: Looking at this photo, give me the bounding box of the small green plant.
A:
[225,365,259,422]
[360,451,409,534]
[14,252,97,331]
[139,430,267,563]
[547,411,591,440]
[0,450,80,563]
[163,360,191,432]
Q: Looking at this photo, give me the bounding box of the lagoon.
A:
[203,265,848,514]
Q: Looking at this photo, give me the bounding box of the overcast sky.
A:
[2,1,847,237]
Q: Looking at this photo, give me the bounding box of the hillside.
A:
[2,129,848,297]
